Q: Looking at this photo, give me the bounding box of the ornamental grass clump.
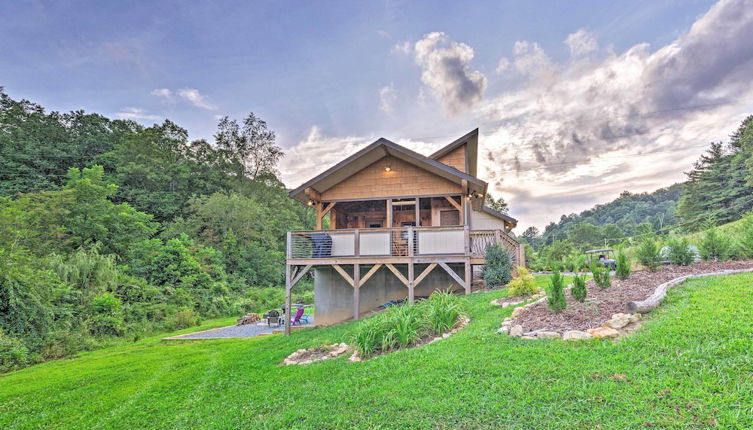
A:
[615,248,632,280]
[505,267,539,297]
[570,274,587,303]
[592,264,611,289]
[352,290,465,358]
[636,237,661,272]
[546,270,567,313]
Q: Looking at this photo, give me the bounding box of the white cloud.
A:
[564,29,598,57]
[115,107,161,121]
[177,88,217,110]
[391,41,412,55]
[379,83,397,116]
[495,58,510,74]
[413,32,487,114]
[150,88,172,98]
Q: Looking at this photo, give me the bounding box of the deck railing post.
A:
[354,229,360,257]
[408,227,414,257]
[286,231,292,259]
[464,226,470,256]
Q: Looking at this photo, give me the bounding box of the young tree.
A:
[482,244,513,288]
[615,248,631,280]
[571,274,587,303]
[214,113,284,183]
[636,237,661,271]
[546,270,567,313]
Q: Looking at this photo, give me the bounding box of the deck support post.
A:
[408,261,415,304]
[284,263,292,336]
[464,260,471,295]
[353,264,361,321]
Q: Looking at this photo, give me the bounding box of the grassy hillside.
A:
[2,274,753,429]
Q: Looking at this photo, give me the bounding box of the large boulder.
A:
[605,313,632,329]
[509,325,524,337]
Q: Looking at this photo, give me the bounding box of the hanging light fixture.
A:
[384,163,392,172]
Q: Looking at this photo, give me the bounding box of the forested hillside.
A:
[521,115,753,270]
[0,90,314,372]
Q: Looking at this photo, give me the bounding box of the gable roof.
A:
[429,128,478,177]
[288,137,487,203]
[481,205,518,227]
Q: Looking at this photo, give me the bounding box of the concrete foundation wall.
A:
[313,264,466,326]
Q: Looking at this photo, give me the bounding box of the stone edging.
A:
[498,267,753,341]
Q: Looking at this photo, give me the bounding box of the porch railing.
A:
[287,226,523,264]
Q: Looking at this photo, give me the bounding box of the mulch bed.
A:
[512,261,753,332]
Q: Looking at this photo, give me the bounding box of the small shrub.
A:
[592,264,611,289]
[667,236,694,266]
[506,267,539,297]
[738,213,753,258]
[636,237,661,271]
[615,249,631,280]
[483,244,513,288]
[0,331,30,373]
[698,227,733,262]
[571,275,587,302]
[546,270,567,313]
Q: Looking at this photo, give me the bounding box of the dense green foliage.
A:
[546,270,567,313]
[352,291,465,358]
[697,226,733,262]
[506,267,539,296]
[615,248,631,280]
[738,213,753,259]
[0,90,315,372]
[482,243,513,287]
[2,274,752,428]
[570,274,587,303]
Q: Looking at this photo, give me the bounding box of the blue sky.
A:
[2,0,753,229]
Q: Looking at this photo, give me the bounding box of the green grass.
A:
[2,274,753,428]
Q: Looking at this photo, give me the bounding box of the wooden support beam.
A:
[316,202,336,230]
[408,261,415,304]
[304,187,321,201]
[332,264,354,286]
[354,229,360,257]
[353,264,361,321]
[321,201,336,217]
[444,196,462,211]
[438,262,465,286]
[290,264,312,288]
[414,263,437,287]
[415,198,420,227]
[385,263,408,286]
[284,264,292,336]
[360,264,382,285]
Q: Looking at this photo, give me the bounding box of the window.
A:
[440,210,460,226]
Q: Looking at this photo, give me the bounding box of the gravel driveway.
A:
[168,317,315,340]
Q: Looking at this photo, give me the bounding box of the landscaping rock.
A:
[497,326,510,335]
[628,313,641,323]
[511,307,525,318]
[586,327,620,339]
[537,331,561,339]
[563,330,592,341]
[509,325,524,337]
[283,343,350,365]
[605,313,632,329]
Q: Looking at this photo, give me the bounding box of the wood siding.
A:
[321,155,462,201]
[470,208,508,230]
[437,145,466,172]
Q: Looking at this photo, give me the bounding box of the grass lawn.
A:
[2,274,752,429]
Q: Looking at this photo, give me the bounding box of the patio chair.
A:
[300,307,313,325]
[264,310,281,327]
[291,307,305,326]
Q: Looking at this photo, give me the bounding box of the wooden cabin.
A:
[284,129,524,333]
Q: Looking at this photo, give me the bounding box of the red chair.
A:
[291,308,305,326]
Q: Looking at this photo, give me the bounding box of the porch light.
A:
[307,199,316,206]
[384,164,392,172]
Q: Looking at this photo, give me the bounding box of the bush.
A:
[636,237,661,271]
[546,270,567,313]
[698,227,733,262]
[738,213,753,258]
[615,249,631,280]
[352,291,465,358]
[667,236,694,266]
[483,244,513,288]
[0,330,30,373]
[168,308,200,330]
[506,267,539,297]
[571,275,587,302]
[592,264,611,289]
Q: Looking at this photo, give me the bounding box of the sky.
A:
[2,0,753,231]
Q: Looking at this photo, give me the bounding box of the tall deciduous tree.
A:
[214,113,284,184]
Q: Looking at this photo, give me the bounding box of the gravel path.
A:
[170,319,315,339]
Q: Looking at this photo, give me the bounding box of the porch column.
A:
[353,264,361,321]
